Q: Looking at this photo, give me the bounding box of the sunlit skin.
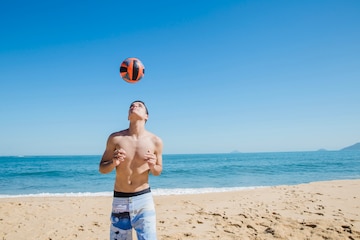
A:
[99,101,163,193]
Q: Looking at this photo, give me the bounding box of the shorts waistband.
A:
[113,187,151,198]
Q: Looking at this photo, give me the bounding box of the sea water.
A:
[0,151,359,197]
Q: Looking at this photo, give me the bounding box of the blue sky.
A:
[1,0,359,155]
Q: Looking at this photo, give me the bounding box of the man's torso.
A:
[113,131,156,192]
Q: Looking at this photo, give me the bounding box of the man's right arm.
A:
[99,136,116,174]
[99,158,115,174]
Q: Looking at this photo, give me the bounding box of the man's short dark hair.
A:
[131,100,149,115]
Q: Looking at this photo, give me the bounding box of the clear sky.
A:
[1,0,359,156]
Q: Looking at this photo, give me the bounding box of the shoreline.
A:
[1,179,360,239]
[0,186,266,198]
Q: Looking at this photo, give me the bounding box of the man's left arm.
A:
[147,137,163,176]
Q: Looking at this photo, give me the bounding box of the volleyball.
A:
[119,57,145,83]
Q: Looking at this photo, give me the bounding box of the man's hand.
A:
[144,150,157,169]
[113,148,126,166]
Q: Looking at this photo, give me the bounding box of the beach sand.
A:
[1,180,359,239]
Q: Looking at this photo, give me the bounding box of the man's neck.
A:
[128,121,146,138]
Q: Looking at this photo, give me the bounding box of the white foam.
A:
[0,186,267,198]
[151,186,264,196]
[0,192,113,198]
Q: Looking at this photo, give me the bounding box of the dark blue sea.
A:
[1,151,359,197]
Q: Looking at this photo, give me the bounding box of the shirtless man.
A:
[99,100,163,240]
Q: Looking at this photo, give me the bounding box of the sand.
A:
[1,179,359,239]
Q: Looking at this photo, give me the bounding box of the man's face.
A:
[128,102,148,121]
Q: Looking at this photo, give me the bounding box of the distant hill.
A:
[317,148,328,152]
[230,150,241,154]
[341,142,360,151]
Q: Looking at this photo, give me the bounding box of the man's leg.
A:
[111,198,133,240]
[131,192,157,240]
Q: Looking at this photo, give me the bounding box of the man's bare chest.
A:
[115,137,154,158]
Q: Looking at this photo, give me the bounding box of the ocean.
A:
[1,151,359,198]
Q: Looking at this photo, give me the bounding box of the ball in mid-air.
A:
[120,57,145,83]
